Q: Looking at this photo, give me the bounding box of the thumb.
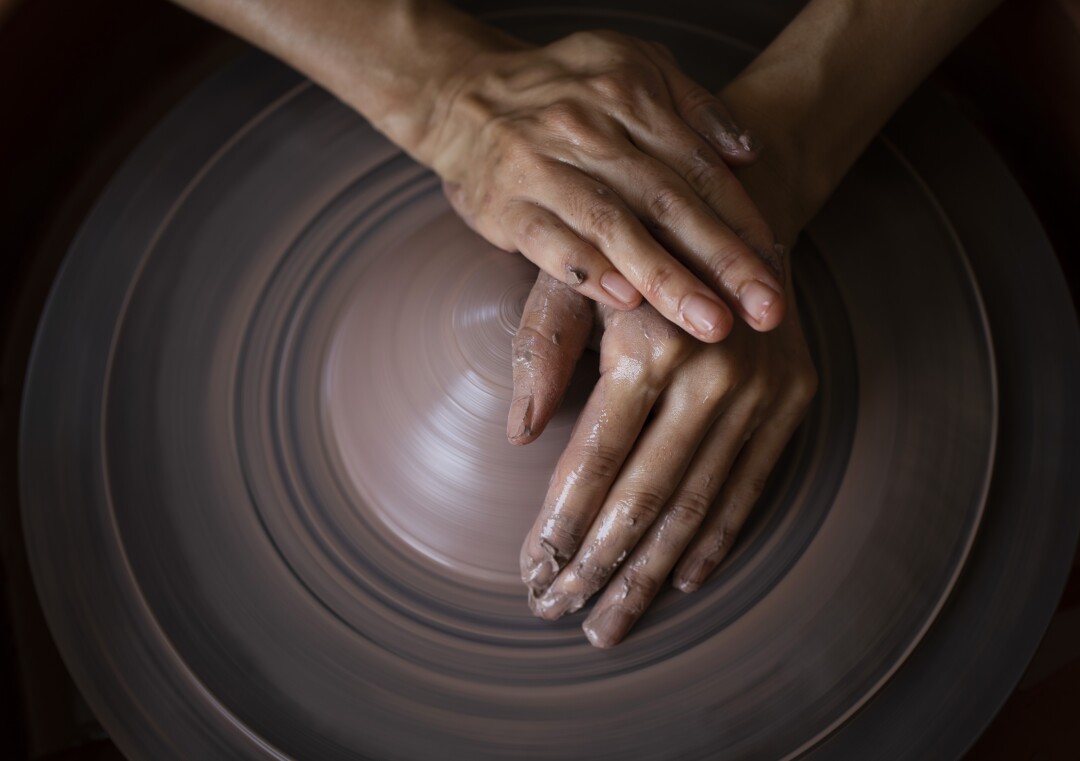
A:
[508,271,594,444]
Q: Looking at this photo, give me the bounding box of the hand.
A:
[511,270,817,647]
[419,30,787,343]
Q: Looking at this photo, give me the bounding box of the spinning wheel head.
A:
[18,9,1080,761]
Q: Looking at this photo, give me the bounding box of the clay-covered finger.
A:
[672,401,808,593]
[500,200,643,311]
[508,271,594,445]
[580,405,757,647]
[529,383,722,621]
[518,377,655,597]
[518,323,685,596]
[530,163,735,342]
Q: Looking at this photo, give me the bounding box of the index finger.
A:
[529,164,736,342]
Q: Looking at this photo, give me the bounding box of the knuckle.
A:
[639,261,677,303]
[705,246,747,285]
[579,29,631,56]
[538,519,583,560]
[563,29,606,48]
[644,184,687,229]
[512,325,558,369]
[581,198,625,245]
[669,489,714,524]
[589,70,634,103]
[621,567,661,602]
[491,122,538,167]
[700,360,735,399]
[684,146,724,190]
[618,489,668,525]
[568,440,624,483]
[573,555,610,587]
[538,101,590,136]
[506,140,543,171]
[694,347,727,376]
[641,323,693,377]
[603,310,688,375]
[516,214,551,248]
[651,339,691,377]
[676,87,719,121]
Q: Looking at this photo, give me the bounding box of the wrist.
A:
[344,3,524,163]
[719,79,836,244]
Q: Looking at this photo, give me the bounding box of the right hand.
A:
[510,269,817,647]
[416,30,787,342]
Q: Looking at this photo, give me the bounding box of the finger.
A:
[631,42,788,298]
[639,41,759,166]
[672,399,809,593]
[625,115,784,285]
[531,376,727,621]
[518,375,656,598]
[519,322,685,595]
[500,200,643,311]
[531,163,735,342]
[589,150,785,332]
[579,403,758,646]
[508,271,594,445]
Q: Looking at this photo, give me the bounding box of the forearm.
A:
[722,0,1000,239]
[172,0,519,158]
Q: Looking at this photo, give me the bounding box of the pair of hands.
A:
[422,31,819,646]
[178,0,997,647]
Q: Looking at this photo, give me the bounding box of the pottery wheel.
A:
[19,7,1080,761]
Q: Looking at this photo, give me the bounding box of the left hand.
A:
[511,270,817,647]
[424,30,786,342]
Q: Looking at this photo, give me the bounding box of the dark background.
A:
[0,1,1077,758]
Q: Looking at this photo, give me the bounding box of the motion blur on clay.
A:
[2,0,1080,760]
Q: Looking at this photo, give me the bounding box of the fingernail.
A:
[674,557,714,593]
[738,281,780,324]
[600,270,639,306]
[523,554,558,595]
[738,130,757,153]
[704,106,744,154]
[530,590,571,620]
[507,396,534,442]
[714,127,742,154]
[680,293,724,336]
[673,578,700,593]
[583,605,635,648]
[532,588,587,621]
